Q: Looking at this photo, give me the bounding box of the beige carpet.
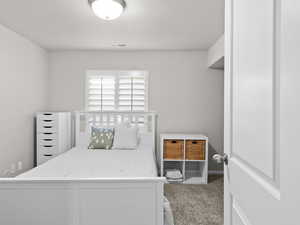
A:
[164,175,223,225]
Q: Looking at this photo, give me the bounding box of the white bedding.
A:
[18,147,157,178]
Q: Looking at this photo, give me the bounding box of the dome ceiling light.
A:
[88,0,126,21]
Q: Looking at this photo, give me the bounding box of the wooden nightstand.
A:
[160,133,208,184]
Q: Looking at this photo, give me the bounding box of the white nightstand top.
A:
[160,133,208,140]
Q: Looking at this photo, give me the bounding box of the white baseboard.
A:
[208,170,224,175]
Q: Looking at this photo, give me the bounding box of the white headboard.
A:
[75,111,157,149]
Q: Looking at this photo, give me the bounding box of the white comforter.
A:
[18,147,157,178]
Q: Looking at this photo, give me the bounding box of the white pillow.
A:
[112,124,138,149]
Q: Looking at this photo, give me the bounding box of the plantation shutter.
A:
[118,75,147,111]
[86,71,148,112]
[86,75,116,111]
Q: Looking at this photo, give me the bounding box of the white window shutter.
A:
[86,71,148,112]
[118,73,147,112]
[86,75,116,111]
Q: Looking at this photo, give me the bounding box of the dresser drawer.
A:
[38,145,58,154]
[39,119,57,127]
[37,153,56,165]
[39,138,57,146]
[37,123,57,133]
[37,113,58,121]
[37,132,57,140]
[37,119,58,129]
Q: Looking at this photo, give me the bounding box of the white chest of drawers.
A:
[36,112,72,166]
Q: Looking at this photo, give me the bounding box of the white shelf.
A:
[160,133,208,140]
[185,160,206,162]
[163,159,206,162]
[163,159,183,162]
[160,134,208,184]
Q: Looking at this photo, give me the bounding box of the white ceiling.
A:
[0,0,224,50]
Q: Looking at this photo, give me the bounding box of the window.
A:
[86,70,148,112]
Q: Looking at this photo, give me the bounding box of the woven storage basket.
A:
[185,140,206,160]
[163,140,184,159]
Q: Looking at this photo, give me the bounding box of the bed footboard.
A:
[0,177,165,225]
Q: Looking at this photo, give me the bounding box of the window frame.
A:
[85,70,149,112]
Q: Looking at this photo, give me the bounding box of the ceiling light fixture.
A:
[88,0,126,21]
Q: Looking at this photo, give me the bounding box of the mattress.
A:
[18,147,157,178]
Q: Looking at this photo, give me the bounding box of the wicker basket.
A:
[185,140,206,160]
[163,140,184,159]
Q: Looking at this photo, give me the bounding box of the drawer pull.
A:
[43,113,53,115]
[43,133,53,135]
[43,139,53,141]
[171,140,177,144]
[43,145,53,148]
[43,126,52,128]
[43,154,53,157]
[43,120,52,122]
[192,141,198,144]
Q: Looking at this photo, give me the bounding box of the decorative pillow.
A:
[88,127,114,150]
[112,124,138,149]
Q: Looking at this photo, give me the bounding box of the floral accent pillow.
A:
[88,127,114,150]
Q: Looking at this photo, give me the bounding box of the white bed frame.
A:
[0,111,165,225]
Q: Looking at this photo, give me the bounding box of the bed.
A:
[18,146,157,178]
[0,111,165,225]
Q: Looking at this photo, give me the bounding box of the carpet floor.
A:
[164,175,224,225]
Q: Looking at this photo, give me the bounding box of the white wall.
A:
[0,24,48,176]
[48,50,224,171]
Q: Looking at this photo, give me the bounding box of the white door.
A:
[222,0,300,225]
